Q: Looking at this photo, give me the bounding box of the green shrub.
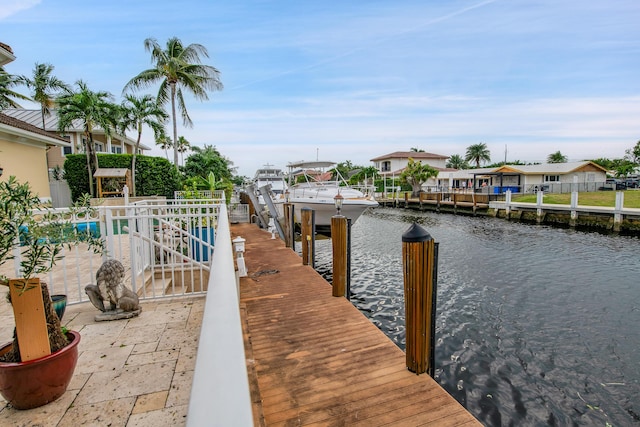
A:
[64,154,181,201]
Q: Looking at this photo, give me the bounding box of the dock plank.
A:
[234,223,480,426]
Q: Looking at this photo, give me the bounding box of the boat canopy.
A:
[287,160,336,169]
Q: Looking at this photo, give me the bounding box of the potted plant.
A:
[0,176,105,409]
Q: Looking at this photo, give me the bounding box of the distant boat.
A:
[279,160,378,233]
[253,164,287,196]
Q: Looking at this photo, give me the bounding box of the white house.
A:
[370,151,449,175]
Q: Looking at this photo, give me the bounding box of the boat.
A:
[253,164,287,196]
[279,160,378,233]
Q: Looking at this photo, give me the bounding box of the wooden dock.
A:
[233,223,480,426]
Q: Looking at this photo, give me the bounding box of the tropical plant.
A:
[124,37,223,167]
[118,94,168,196]
[183,144,232,182]
[625,140,640,165]
[19,63,70,129]
[177,135,191,166]
[0,176,105,363]
[446,154,469,169]
[156,133,172,160]
[400,158,439,196]
[348,166,379,186]
[465,143,491,168]
[547,151,568,163]
[56,81,118,196]
[410,147,425,152]
[0,66,30,109]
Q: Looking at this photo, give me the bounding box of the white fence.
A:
[4,199,224,304]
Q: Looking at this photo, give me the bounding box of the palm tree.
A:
[465,143,491,168]
[0,66,30,109]
[547,151,568,163]
[446,154,469,169]
[176,136,191,166]
[123,37,223,167]
[20,63,70,129]
[410,147,425,152]
[155,133,172,160]
[119,94,168,196]
[57,81,117,196]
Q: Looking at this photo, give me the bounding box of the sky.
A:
[1,0,639,177]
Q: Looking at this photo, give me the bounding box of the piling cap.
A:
[402,223,432,242]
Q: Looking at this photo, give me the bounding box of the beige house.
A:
[438,161,608,193]
[1,109,150,173]
[0,113,71,200]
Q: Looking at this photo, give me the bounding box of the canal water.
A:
[311,207,640,426]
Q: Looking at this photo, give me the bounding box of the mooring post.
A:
[402,223,438,376]
[283,203,292,248]
[301,207,314,266]
[331,215,347,297]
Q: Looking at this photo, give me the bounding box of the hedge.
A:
[64,154,181,201]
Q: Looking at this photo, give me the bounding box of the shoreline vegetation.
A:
[512,190,640,208]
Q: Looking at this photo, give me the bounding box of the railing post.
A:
[402,223,438,376]
[331,215,347,297]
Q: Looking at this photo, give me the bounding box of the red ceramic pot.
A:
[0,330,80,410]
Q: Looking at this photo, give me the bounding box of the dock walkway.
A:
[233,223,480,426]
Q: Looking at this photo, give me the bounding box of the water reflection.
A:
[313,207,640,426]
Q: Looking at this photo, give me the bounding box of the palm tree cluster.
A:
[1,37,224,196]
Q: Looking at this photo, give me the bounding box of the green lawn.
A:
[512,190,640,208]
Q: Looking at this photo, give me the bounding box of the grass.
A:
[512,190,640,208]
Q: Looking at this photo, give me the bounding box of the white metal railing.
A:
[174,190,225,200]
[3,199,224,304]
[187,202,253,426]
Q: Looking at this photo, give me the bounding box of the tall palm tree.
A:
[465,143,491,168]
[57,81,117,196]
[155,133,172,160]
[176,135,191,166]
[547,151,568,163]
[119,94,168,196]
[20,63,70,129]
[123,37,223,167]
[0,66,30,109]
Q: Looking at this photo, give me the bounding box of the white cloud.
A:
[0,0,40,20]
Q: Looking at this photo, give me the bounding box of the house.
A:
[371,151,449,174]
[0,42,16,66]
[0,112,71,199]
[370,151,455,189]
[437,161,608,193]
[1,109,150,173]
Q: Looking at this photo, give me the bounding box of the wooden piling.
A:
[402,223,437,375]
[300,208,314,266]
[331,215,347,297]
[283,203,292,247]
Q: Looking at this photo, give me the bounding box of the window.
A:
[381,161,391,172]
[544,175,560,182]
[111,146,123,154]
[62,146,72,155]
[95,143,104,152]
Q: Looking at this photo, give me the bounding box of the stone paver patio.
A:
[0,293,205,427]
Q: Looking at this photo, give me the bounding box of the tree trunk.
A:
[170,83,179,168]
